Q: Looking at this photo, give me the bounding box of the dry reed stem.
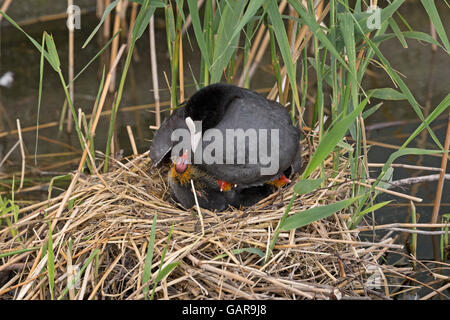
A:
[149,16,161,128]
[127,2,138,47]
[431,111,450,260]
[103,0,111,39]
[126,125,138,156]
[96,0,103,19]
[431,111,450,223]
[108,0,123,93]
[67,0,74,134]
[13,9,88,28]
[16,119,25,190]
[367,163,443,172]
[0,140,19,168]
[329,178,423,203]
[0,0,13,22]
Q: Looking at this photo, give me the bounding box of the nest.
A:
[0,137,409,300]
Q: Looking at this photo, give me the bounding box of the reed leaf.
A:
[281,197,360,231]
[293,178,325,195]
[142,214,157,299]
[368,88,405,100]
[82,0,120,48]
[420,0,450,53]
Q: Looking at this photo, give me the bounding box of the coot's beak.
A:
[174,150,189,173]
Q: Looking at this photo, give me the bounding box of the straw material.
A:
[0,137,410,300]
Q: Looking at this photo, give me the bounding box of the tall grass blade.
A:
[187,0,211,72]
[388,17,407,48]
[265,0,300,112]
[150,225,175,300]
[420,0,450,53]
[402,93,450,148]
[71,30,120,86]
[47,222,55,300]
[142,214,157,299]
[34,33,46,165]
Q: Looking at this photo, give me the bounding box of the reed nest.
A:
[0,135,410,300]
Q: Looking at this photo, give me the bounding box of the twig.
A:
[368,163,443,172]
[420,282,450,300]
[16,119,25,190]
[390,174,450,187]
[0,0,13,22]
[330,178,422,202]
[126,125,138,156]
[88,253,122,300]
[0,140,19,168]
[103,0,111,38]
[357,223,449,232]
[386,228,446,235]
[16,171,80,299]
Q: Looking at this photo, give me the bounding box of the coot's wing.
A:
[149,108,186,166]
[198,96,300,185]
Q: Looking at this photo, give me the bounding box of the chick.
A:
[168,151,238,211]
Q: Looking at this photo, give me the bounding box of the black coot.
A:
[149,83,301,210]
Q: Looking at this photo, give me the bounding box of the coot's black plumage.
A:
[149,83,301,210]
[149,107,186,167]
[184,83,301,186]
